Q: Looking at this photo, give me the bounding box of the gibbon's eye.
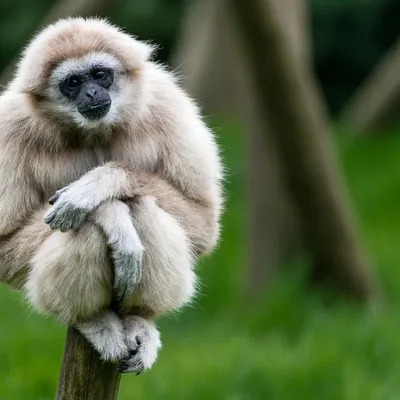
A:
[91,67,114,89]
[66,75,82,89]
[59,74,83,99]
[93,70,106,80]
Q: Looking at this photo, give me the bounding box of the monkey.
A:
[0,17,223,374]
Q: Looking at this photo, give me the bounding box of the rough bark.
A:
[0,0,112,86]
[55,327,121,400]
[230,0,375,300]
[338,36,400,133]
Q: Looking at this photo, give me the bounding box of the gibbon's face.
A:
[59,65,113,121]
[48,52,128,129]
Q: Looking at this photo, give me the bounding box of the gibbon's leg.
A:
[25,200,143,361]
[25,220,131,359]
[25,222,113,323]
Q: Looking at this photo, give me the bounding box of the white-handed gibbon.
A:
[0,17,223,373]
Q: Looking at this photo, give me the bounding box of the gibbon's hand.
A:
[44,165,128,232]
[111,241,143,302]
[44,191,88,232]
[44,174,104,232]
[44,184,93,232]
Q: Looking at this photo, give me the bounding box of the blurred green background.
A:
[1,0,400,399]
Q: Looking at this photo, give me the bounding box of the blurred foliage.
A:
[0,0,187,77]
[2,121,400,398]
[0,0,399,116]
[311,0,400,114]
[108,0,186,64]
[0,2,400,398]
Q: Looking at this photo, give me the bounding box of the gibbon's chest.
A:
[109,133,160,171]
[34,148,100,197]
[35,135,159,196]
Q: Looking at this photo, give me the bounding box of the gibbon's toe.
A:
[121,316,161,373]
[117,348,145,374]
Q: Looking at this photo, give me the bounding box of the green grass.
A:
[1,125,400,399]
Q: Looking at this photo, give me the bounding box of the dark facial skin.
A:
[59,66,114,120]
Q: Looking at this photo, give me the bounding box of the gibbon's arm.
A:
[46,164,220,257]
[0,94,43,237]
[45,150,221,303]
[46,117,222,259]
[44,62,223,253]
[0,102,47,284]
[44,163,220,308]
[0,94,144,296]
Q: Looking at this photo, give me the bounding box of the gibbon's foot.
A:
[117,316,161,374]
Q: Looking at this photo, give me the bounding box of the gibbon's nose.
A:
[85,87,97,100]
[77,83,111,120]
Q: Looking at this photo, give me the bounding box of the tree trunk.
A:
[172,0,302,291]
[230,0,375,300]
[0,0,112,86]
[55,327,121,400]
[338,36,400,133]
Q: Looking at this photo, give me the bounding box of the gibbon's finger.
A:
[43,205,66,230]
[117,357,144,374]
[59,220,74,233]
[114,255,142,302]
[43,208,56,224]
[48,193,60,205]
[114,273,127,301]
[115,285,128,303]
[48,184,70,204]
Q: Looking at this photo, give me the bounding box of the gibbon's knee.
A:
[25,223,112,324]
[122,196,197,315]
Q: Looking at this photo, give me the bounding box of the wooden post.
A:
[55,327,121,400]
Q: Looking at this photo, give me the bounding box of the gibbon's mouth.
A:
[78,100,112,120]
